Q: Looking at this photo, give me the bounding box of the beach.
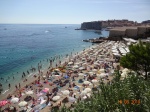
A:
[0,40,128,112]
[0,24,110,94]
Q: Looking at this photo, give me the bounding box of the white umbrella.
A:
[87,93,91,98]
[83,81,91,85]
[92,79,98,83]
[54,69,60,72]
[73,65,79,69]
[68,62,73,65]
[25,91,33,95]
[74,62,80,65]
[11,97,19,103]
[121,72,128,78]
[43,75,46,78]
[100,69,105,73]
[94,62,99,65]
[88,72,93,75]
[79,67,85,70]
[92,69,98,72]
[68,97,76,103]
[80,91,87,96]
[82,58,86,61]
[122,68,130,73]
[97,73,106,78]
[84,88,91,93]
[62,90,70,95]
[78,73,84,76]
[83,95,87,100]
[52,96,60,101]
[18,101,27,107]
[82,63,87,66]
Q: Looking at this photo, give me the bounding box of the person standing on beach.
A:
[15,85,18,90]
[19,83,21,88]
[8,83,11,89]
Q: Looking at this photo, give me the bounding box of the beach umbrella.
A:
[80,91,87,96]
[92,79,98,83]
[121,72,128,78]
[78,73,84,76]
[43,75,46,78]
[82,58,86,61]
[83,81,91,85]
[74,62,80,65]
[122,68,130,73]
[92,69,98,72]
[52,96,60,101]
[100,73,107,78]
[68,62,73,65]
[0,100,8,107]
[9,106,14,110]
[82,63,87,66]
[94,62,99,66]
[11,97,19,103]
[18,101,28,107]
[73,65,79,69]
[26,91,34,95]
[100,69,105,73]
[82,96,87,100]
[62,90,70,95]
[68,97,76,103]
[87,93,91,98]
[84,88,91,93]
[79,67,85,70]
[54,69,60,72]
[88,72,93,75]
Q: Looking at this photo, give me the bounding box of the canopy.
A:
[83,81,91,85]
[92,79,98,83]
[62,90,70,95]
[68,62,73,65]
[26,91,34,95]
[52,96,60,101]
[84,88,91,93]
[18,101,28,107]
[68,97,76,103]
[11,97,19,103]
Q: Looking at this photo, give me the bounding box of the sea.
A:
[0,24,109,93]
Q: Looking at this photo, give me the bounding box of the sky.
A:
[0,0,150,24]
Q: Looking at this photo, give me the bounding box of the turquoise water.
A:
[0,24,109,91]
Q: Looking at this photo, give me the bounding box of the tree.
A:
[120,41,150,80]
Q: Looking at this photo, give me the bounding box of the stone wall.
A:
[109,30,125,37]
[109,26,150,38]
[126,29,137,38]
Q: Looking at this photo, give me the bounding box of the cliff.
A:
[81,21,102,30]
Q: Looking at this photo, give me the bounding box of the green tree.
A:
[120,41,150,80]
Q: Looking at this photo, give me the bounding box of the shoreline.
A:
[0,40,121,112]
[0,44,94,100]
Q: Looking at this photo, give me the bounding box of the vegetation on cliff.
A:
[120,41,150,80]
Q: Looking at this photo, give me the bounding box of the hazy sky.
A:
[0,0,150,24]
